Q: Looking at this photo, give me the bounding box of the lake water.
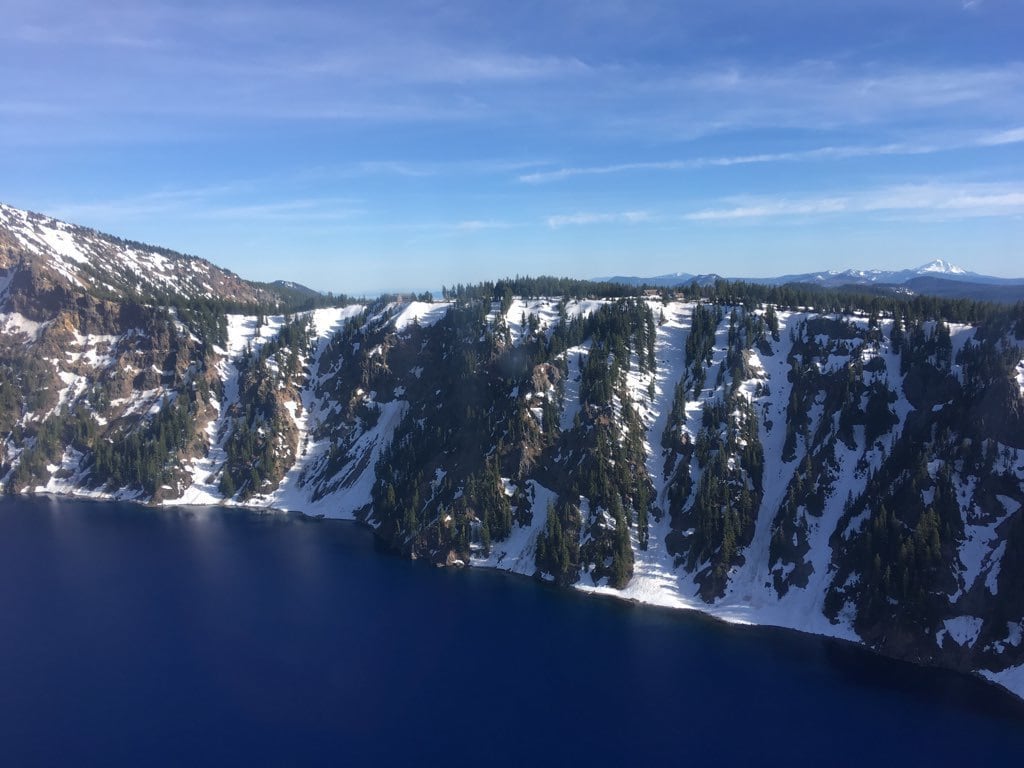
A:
[1,497,1022,766]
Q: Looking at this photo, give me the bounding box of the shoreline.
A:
[10,488,1024,709]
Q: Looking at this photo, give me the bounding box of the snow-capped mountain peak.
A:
[917,259,968,275]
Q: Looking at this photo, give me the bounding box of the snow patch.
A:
[943,615,983,647]
[981,663,1024,702]
[471,480,557,575]
[391,301,452,332]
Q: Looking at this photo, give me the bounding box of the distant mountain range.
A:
[598,260,1024,302]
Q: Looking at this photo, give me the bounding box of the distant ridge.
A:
[597,259,1024,301]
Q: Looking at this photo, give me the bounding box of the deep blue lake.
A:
[1,497,1022,766]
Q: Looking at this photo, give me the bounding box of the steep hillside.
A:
[2,205,1023,702]
[0,203,303,307]
[0,203,341,507]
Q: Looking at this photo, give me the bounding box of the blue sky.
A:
[2,0,1022,294]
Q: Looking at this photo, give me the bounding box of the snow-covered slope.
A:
[0,202,286,305]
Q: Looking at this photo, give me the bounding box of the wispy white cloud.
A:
[48,186,364,226]
[325,157,551,179]
[975,126,1024,146]
[520,148,905,184]
[299,49,589,84]
[684,182,1024,222]
[0,3,595,137]
[685,198,850,221]
[670,62,1024,115]
[520,126,1024,184]
[198,198,364,222]
[546,210,652,228]
[593,62,1024,144]
[353,161,436,178]
[455,219,511,231]
[2,1,1021,145]
[3,0,1022,148]
[3,15,170,50]
[48,184,254,221]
